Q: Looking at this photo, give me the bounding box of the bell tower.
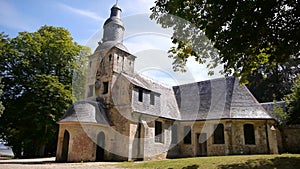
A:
[102,4,124,43]
[85,3,135,106]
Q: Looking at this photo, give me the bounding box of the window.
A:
[109,54,112,61]
[138,89,143,102]
[171,124,178,144]
[244,124,255,145]
[155,121,163,143]
[103,82,109,94]
[184,126,192,144]
[88,85,94,97]
[89,61,92,68]
[150,92,155,105]
[213,124,225,144]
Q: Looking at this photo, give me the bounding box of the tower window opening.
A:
[103,82,109,94]
[88,85,94,97]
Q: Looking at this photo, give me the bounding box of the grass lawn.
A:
[116,154,300,169]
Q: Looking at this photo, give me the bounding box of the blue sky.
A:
[0,0,155,44]
[0,0,223,85]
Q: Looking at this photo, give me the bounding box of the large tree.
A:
[247,56,300,102]
[284,75,300,124]
[0,78,4,117]
[151,0,300,82]
[0,26,89,157]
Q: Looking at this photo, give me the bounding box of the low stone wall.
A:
[277,125,300,154]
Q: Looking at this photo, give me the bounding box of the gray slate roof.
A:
[128,75,274,121]
[174,77,273,120]
[59,100,110,124]
[122,73,181,120]
[261,101,286,114]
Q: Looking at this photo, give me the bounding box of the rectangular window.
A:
[184,126,192,144]
[103,82,109,94]
[89,61,92,68]
[150,92,155,105]
[88,85,94,97]
[244,124,255,145]
[171,124,178,144]
[138,88,143,102]
[213,124,225,144]
[155,121,163,143]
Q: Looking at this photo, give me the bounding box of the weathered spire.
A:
[102,3,125,43]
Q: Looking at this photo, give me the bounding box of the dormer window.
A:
[138,89,143,102]
[150,92,155,105]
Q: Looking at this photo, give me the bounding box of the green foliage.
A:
[0,26,89,157]
[0,78,4,117]
[247,57,300,102]
[284,75,300,124]
[151,0,300,82]
[271,103,288,125]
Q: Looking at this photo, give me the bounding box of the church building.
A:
[56,4,278,162]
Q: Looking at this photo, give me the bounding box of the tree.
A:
[247,56,300,102]
[284,75,300,124]
[151,0,300,82]
[0,78,4,117]
[271,103,288,125]
[0,26,89,157]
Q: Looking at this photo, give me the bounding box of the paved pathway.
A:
[0,157,123,169]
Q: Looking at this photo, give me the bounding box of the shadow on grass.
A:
[168,164,200,169]
[218,156,300,169]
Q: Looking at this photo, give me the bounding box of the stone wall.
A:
[155,119,278,159]
[56,123,110,162]
[277,125,300,153]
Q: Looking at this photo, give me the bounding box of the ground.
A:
[0,157,121,169]
[0,154,300,169]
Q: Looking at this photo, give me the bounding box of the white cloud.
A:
[58,3,104,21]
[0,0,31,31]
[121,0,155,14]
[186,57,224,81]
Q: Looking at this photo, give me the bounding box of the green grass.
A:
[116,154,300,169]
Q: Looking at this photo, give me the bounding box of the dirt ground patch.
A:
[0,157,122,169]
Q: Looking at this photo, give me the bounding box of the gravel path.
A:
[0,157,123,169]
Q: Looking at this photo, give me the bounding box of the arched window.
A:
[155,121,163,143]
[171,124,178,144]
[244,124,255,145]
[213,124,224,144]
[61,130,70,162]
[96,132,105,161]
[184,126,192,144]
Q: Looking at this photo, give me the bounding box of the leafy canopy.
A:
[0,26,90,157]
[0,78,4,117]
[151,0,300,82]
[284,75,300,124]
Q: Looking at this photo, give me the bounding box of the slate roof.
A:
[174,77,273,120]
[127,74,274,121]
[59,100,110,124]
[261,101,286,114]
[122,73,181,120]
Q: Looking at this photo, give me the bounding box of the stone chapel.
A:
[56,4,278,162]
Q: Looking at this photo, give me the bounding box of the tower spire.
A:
[101,3,125,43]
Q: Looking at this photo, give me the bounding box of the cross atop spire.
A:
[116,0,119,5]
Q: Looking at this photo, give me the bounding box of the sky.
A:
[0,0,223,86]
